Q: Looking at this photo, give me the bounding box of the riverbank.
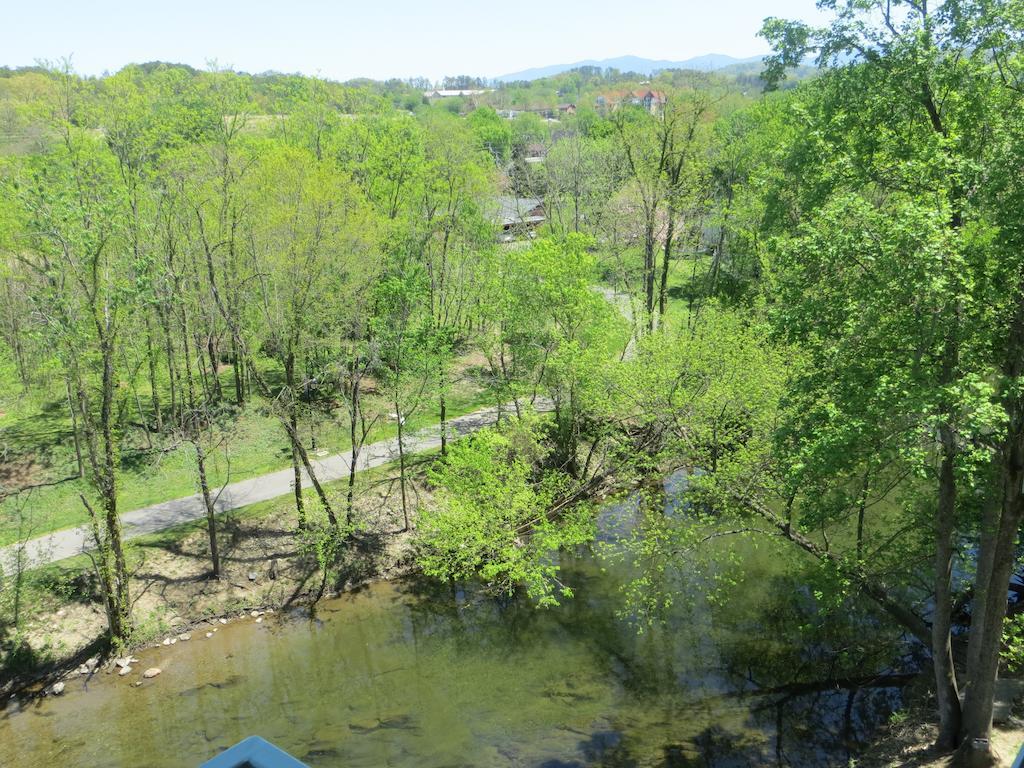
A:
[857,677,1024,767]
[0,455,436,699]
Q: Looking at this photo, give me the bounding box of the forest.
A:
[1,2,1024,766]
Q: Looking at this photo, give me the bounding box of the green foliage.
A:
[417,417,593,606]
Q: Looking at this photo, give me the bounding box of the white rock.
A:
[250,610,259,618]
[255,617,263,624]
[219,618,227,625]
[178,633,191,641]
[170,638,177,645]
[50,682,65,695]
[142,668,161,679]
[117,666,132,677]
[114,657,131,669]
[162,638,171,646]
[205,632,213,638]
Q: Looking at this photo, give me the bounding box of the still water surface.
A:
[0,484,911,767]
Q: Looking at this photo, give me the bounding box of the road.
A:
[1,403,521,571]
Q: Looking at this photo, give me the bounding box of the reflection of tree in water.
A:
[393,486,916,768]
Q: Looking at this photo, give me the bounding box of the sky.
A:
[2,0,828,82]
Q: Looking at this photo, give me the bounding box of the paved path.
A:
[2,403,523,571]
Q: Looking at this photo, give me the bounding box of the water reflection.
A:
[0,476,913,767]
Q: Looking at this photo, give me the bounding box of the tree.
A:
[9,127,135,646]
[762,2,1024,761]
[417,417,592,605]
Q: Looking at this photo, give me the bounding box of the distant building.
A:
[596,89,667,114]
[423,89,490,100]
[522,142,547,164]
[493,196,546,241]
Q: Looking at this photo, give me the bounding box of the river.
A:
[0,478,915,767]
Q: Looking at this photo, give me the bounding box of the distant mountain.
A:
[494,54,766,83]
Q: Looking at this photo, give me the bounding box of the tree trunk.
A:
[396,399,409,532]
[145,315,162,433]
[195,439,220,577]
[957,294,1024,765]
[286,349,306,529]
[65,378,84,479]
[658,212,675,321]
[934,424,963,751]
[347,364,360,525]
[232,337,244,407]
[207,333,222,401]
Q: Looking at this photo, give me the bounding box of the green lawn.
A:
[0,357,495,546]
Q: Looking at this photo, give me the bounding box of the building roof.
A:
[493,196,546,227]
[423,89,489,98]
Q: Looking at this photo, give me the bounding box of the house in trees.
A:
[522,142,547,164]
[423,88,489,100]
[595,89,667,114]
[493,196,546,242]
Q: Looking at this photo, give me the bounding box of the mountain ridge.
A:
[494,53,766,82]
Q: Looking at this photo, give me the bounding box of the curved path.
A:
[2,403,528,571]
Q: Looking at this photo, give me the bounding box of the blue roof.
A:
[201,736,308,768]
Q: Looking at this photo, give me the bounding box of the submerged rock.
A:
[142,668,161,679]
[117,666,132,677]
[178,633,191,641]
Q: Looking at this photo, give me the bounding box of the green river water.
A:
[0,480,913,767]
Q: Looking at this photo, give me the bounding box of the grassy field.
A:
[0,354,495,547]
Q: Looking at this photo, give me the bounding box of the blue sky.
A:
[3,0,828,81]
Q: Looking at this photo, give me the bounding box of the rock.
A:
[85,656,99,671]
[247,571,258,582]
[56,609,67,618]
[117,666,132,677]
[218,618,227,625]
[162,638,171,646]
[205,632,213,638]
[170,638,177,645]
[255,617,263,624]
[142,668,161,679]
[250,610,259,618]
[114,657,131,669]
[77,665,89,675]
[178,633,191,642]
[133,681,142,687]
[50,682,65,696]
[212,627,218,633]
[993,678,1024,724]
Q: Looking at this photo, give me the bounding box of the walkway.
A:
[2,403,518,570]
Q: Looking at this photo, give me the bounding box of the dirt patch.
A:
[0,455,44,488]
[858,684,1024,767]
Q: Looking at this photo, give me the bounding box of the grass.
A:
[0,353,496,546]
